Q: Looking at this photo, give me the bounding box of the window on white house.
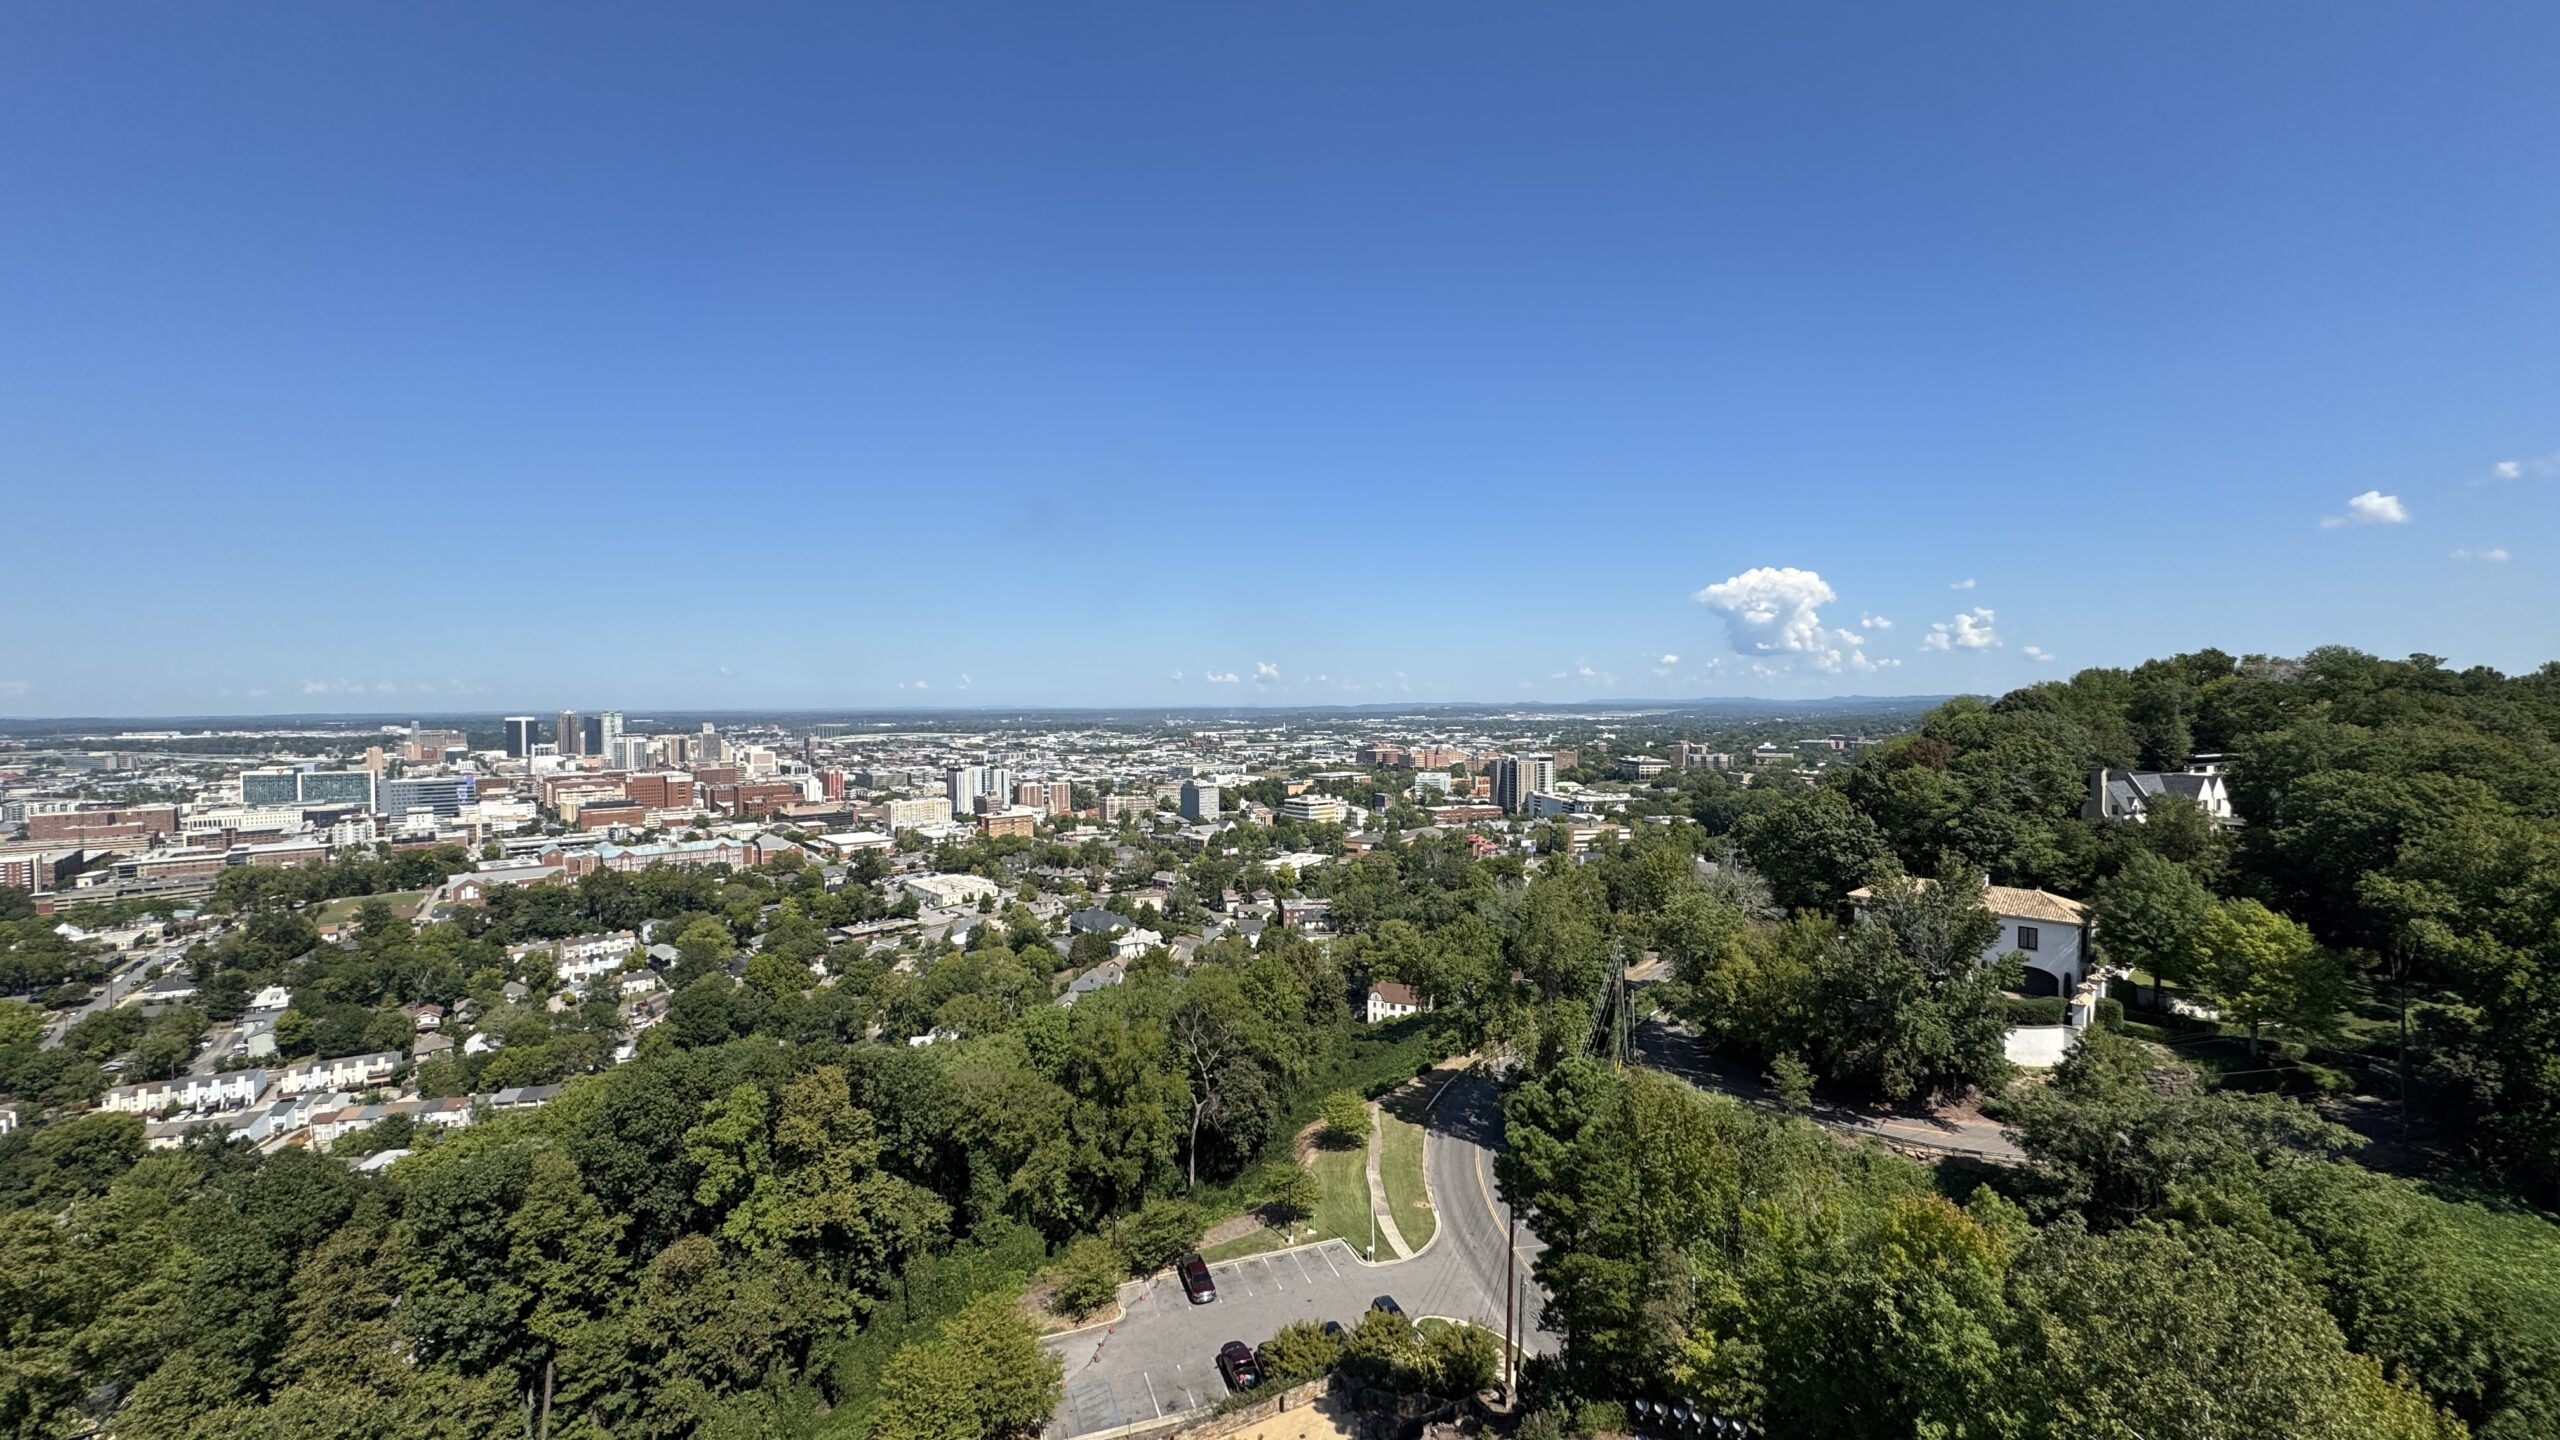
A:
[2016,926,2040,951]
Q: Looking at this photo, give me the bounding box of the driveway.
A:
[1634,1014,2024,1163]
[1044,1073,1554,1438]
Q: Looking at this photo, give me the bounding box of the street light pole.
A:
[1503,1200,1517,1395]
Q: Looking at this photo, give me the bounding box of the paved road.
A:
[39,947,171,1046]
[1635,1015,2025,1163]
[1044,1073,1554,1438]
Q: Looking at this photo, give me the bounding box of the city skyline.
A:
[6,5,2556,714]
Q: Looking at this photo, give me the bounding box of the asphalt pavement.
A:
[1044,1072,1553,1439]
[1633,1014,2025,1163]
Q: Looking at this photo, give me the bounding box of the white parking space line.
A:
[1143,1373,1160,1418]
[1289,1248,1316,1284]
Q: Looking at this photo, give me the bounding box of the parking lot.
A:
[1044,1075,1554,1438]
[1048,1239,1404,1436]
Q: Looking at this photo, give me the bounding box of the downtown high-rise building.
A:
[503,716,539,758]
[580,710,624,756]
[1493,753,1554,814]
[555,710,582,757]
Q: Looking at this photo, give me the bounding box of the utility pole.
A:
[1503,1200,1518,1396]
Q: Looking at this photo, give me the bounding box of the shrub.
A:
[1047,1234,1125,1319]
[1115,1197,1200,1275]
[1319,1090,1371,1148]
[1423,1322,1501,1396]
[1266,1163,1322,1226]
[2002,996,2067,1027]
[1257,1320,1345,1385]
[2095,996,2125,1031]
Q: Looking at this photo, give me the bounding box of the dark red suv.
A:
[1177,1252,1216,1305]
[1216,1340,1263,1392]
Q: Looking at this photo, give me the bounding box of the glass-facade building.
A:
[241,768,377,809]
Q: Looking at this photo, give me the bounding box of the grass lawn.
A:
[1308,1139,1376,1257]
[1376,1108,1435,1252]
[315,891,427,925]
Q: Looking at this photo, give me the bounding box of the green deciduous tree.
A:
[2093,849,2211,1009]
[2196,898,2348,1056]
[873,1293,1062,1440]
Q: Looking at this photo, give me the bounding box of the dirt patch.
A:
[1018,1276,1119,1335]
[1292,1118,1327,1167]
[1200,1208,1271,1247]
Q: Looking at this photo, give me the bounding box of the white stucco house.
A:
[1847,880,2098,999]
[1364,982,1429,1024]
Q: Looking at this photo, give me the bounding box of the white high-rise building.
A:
[1493,753,1554,815]
[946,766,984,817]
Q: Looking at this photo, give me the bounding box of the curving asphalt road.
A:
[1042,1072,1554,1438]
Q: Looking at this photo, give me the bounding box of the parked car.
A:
[1217,1340,1263,1392]
[1370,1295,1405,1320]
[1177,1252,1216,1305]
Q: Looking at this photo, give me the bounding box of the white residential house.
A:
[1847,880,2099,1005]
[100,1068,272,1116]
[277,1051,402,1096]
[1365,982,1429,1024]
[2083,767,2237,826]
[249,984,294,1012]
[510,930,640,984]
[1108,927,1165,961]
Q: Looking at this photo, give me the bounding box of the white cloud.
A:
[2023,645,2057,663]
[1253,661,1280,683]
[244,687,266,697]
[1691,566,1891,674]
[1860,613,1893,630]
[909,679,929,689]
[1205,670,1239,684]
[1949,578,1977,591]
[1659,654,1679,666]
[2322,490,2410,527]
[2479,452,2559,484]
[1921,607,2001,651]
[300,678,375,696]
[1169,670,1183,680]
[0,681,25,698]
[2453,547,2511,562]
[957,673,972,689]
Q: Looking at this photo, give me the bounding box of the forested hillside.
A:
[4,647,2560,1439]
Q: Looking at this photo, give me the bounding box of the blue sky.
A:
[4,4,2556,715]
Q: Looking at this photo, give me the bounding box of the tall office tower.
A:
[555,711,582,757]
[945,765,984,817]
[697,723,726,763]
[503,716,538,758]
[583,710,624,756]
[984,766,1013,806]
[611,735,654,771]
[1179,779,1221,823]
[1493,753,1555,814]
